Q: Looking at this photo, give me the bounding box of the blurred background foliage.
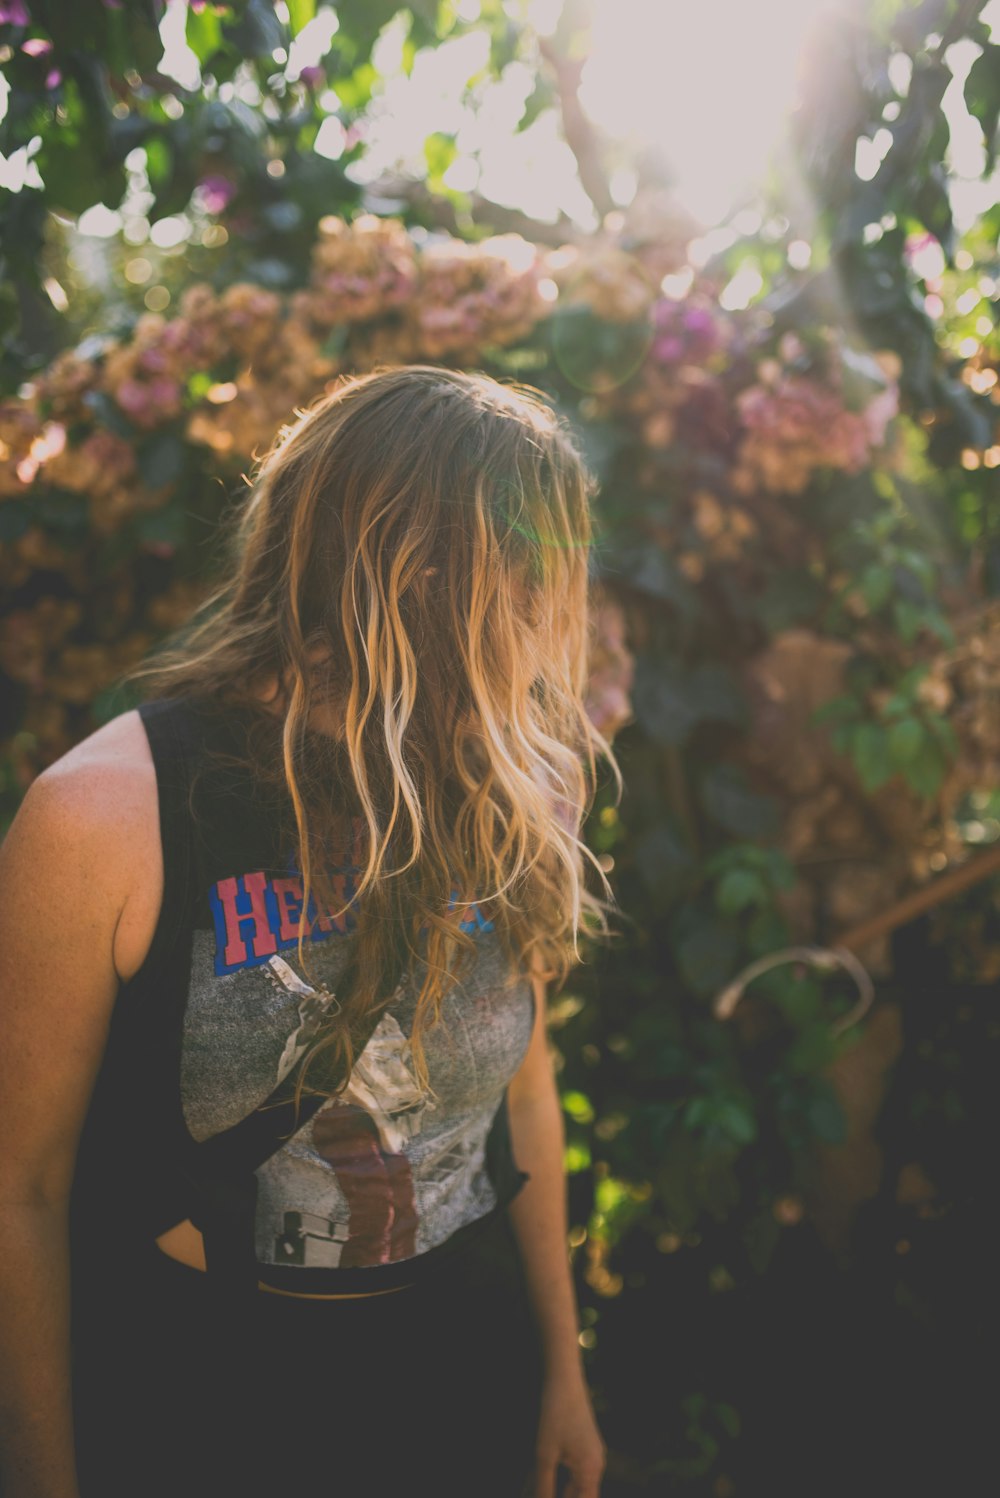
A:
[1,0,999,1490]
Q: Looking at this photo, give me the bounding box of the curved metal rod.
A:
[712,943,875,1037]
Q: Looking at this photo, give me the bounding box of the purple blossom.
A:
[653,335,684,362]
[0,1,30,25]
[197,173,237,215]
[298,65,324,89]
[683,307,715,336]
[650,295,724,365]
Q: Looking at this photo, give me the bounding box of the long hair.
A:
[121,363,623,1109]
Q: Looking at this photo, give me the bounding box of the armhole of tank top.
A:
[128,699,196,984]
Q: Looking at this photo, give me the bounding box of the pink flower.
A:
[732,367,896,495]
[0,2,30,25]
[21,35,51,55]
[114,376,180,424]
[196,174,237,216]
[653,335,684,362]
[114,380,150,417]
[650,294,724,365]
[903,230,938,261]
[137,347,169,374]
[862,383,899,448]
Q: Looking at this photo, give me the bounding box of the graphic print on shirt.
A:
[206,823,495,978]
[180,875,534,1273]
[263,954,433,1267]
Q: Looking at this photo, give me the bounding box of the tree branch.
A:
[536,30,616,224]
[362,174,582,247]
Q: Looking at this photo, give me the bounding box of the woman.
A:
[0,364,621,1498]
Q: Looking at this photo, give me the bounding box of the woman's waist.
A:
[152,1204,519,1299]
[155,1218,416,1298]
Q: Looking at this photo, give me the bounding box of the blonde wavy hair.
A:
[122,363,623,1108]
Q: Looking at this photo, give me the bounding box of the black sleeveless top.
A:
[70,696,534,1298]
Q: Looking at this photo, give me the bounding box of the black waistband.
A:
[253,1195,516,1296]
[146,1194,519,1303]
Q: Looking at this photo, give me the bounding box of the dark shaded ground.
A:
[587,920,998,1495]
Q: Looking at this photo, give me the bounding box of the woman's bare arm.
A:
[0,746,149,1498]
[506,963,607,1498]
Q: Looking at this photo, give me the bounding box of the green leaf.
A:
[699,764,781,840]
[888,715,923,766]
[286,0,318,35]
[222,0,285,58]
[851,722,894,792]
[562,1092,595,1125]
[860,563,893,610]
[334,61,379,111]
[135,506,187,548]
[519,74,553,131]
[755,568,824,632]
[144,134,172,190]
[716,1099,758,1145]
[913,160,954,261]
[31,489,89,533]
[893,597,925,644]
[810,696,854,726]
[630,656,699,745]
[776,977,824,1026]
[675,916,742,995]
[633,821,696,907]
[716,868,766,916]
[905,738,948,799]
[964,43,1000,172]
[806,1087,847,1144]
[600,537,694,609]
[333,0,406,56]
[768,850,797,890]
[716,1403,742,1439]
[186,1,226,63]
[747,904,790,956]
[682,1096,713,1131]
[81,390,137,440]
[136,433,186,490]
[786,1027,838,1076]
[564,1141,591,1173]
[36,111,127,216]
[831,723,853,754]
[931,715,958,755]
[631,656,744,748]
[186,372,214,402]
[424,130,457,187]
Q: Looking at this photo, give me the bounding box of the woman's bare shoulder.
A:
[10,709,162,980]
[36,706,154,789]
[0,710,163,1198]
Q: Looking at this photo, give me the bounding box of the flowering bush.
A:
[0,202,996,1318]
[293,214,419,329]
[2,204,980,838]
[731,342,902,497]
